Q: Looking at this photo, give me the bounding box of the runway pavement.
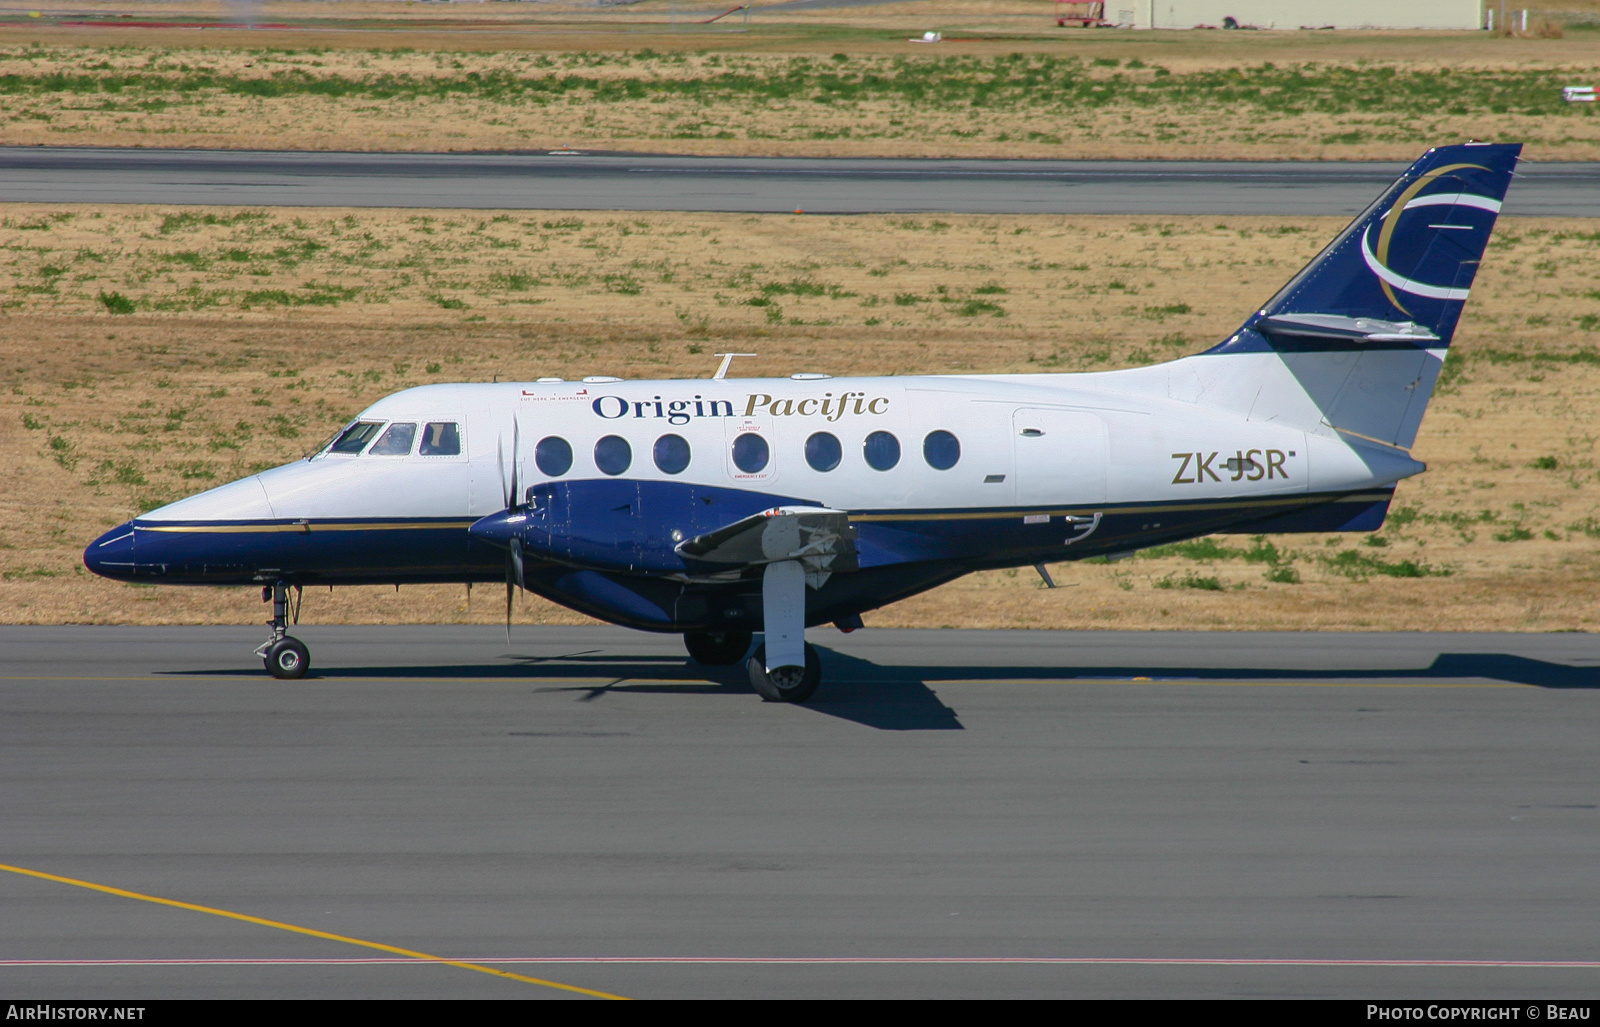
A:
[4,624,1600,999]
[2,147,1596,215]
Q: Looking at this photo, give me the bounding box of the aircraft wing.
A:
[675,506,858,587]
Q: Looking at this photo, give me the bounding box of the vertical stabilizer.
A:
[1203,142,1520,449]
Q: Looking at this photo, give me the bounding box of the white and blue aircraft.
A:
[85,143,1520,701]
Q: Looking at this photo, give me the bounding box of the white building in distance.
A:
[1111,1,1484,30]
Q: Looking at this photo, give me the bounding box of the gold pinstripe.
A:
[134,495,1389,532]
[848,493,1393,523]
[1373,162,1489,315]
[137,520,477,534]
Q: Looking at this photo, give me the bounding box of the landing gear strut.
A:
[746,560,822,703]
[683,629,753,666]
[254,582,309,679]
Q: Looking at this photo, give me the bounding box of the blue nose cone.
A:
[84,522,139,580]
[468,508,525,550]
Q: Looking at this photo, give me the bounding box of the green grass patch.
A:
[0,58,1591,130]
[950,299,1006,317]
[1154,571,1224,591]
[1320,550,1448,579]
[97,290,134,314]
[602,273,643,295]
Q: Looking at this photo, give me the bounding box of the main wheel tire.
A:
[747,642,821,703]
[264,637,310,680]
[684,629,754,666]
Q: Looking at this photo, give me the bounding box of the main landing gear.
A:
[746,559,823,703]
[683,629,753,666]
[254,582,310,680]
[747,642,822,704]
[682,564,826,702]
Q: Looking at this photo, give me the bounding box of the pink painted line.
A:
[4,957,1600,968]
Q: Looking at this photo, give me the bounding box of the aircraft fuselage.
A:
[85,367,1414,633]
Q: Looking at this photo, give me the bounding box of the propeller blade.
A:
[505,574,513,644]
[495,431,506,508]
[505,415,520,510]
[510,537,526,592]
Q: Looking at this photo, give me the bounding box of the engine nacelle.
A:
[468,478,821,575]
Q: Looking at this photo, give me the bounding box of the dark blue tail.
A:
[1196,143,1520,450]
[1213,142,1521,353]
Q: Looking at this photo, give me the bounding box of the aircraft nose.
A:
[83,522,138,580]
[468,509,526,550]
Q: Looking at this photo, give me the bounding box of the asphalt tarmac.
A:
[4,624,1600,1000]
[1,147,1596,215]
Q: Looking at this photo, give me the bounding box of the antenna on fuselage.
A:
[711,353,756,380]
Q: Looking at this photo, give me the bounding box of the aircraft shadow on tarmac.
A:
[166,649,1597,732]
[497,649,966,731]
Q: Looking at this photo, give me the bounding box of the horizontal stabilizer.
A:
[1256,313,1440,346]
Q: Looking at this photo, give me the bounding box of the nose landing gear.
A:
[254,582,310,679]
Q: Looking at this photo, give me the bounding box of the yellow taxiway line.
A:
[0,862,627,1000]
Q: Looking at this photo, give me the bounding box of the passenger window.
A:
[654,434,691,475]
[535,436,573,476]
[923,430,960,470]
[805,432,841,472]
[864,431,901,471]
[732,433,769,474]
[419,421,461,456]
[595,435,632,476]
[329,421,383,454]
[368,422,417,456]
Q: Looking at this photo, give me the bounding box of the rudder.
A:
[1206,142,1521,449]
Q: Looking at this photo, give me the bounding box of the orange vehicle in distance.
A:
[1056,0,1109,26]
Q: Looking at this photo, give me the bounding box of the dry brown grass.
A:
[3,204,1599,632]
[0,3,1597,159]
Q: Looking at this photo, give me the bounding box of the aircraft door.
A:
[1013,408,1108,507]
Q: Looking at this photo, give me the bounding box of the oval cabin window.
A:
[805,432,841,472]
[732,433,769,474]
[535,436,573,477]
[923,430,960,470]
[594,435,632,476]
[863,431,901,471]
[654,434,691,475]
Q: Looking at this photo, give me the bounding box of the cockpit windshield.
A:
[329,421,384,454]
[419,421,461,456]
[368,422,416,456]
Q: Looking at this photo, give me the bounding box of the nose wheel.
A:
[253,582,310,680]
[263,637,310,679]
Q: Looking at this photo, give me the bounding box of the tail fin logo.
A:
[1360,162,1500,315]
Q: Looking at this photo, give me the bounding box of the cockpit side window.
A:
[329,421,384,455]
[419,421,461,457]
[368,422,417,456]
